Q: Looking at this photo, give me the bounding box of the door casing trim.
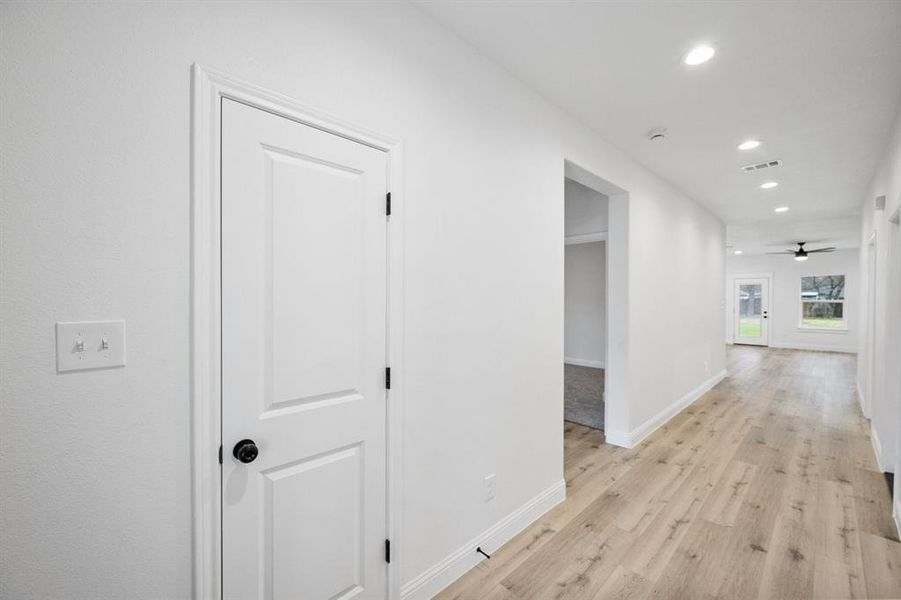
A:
[191,64,405,600]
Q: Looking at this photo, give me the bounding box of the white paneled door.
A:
[221,99,389,600]
[733,277,770,346]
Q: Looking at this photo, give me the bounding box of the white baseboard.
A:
[857,379,866,414]
[564,357,605,369]
[605,370,728,449]
[894,498,901,540]
[400,478,566,600]
[770,341,857,354]
[871,426,885,472]
[603,428,630,447]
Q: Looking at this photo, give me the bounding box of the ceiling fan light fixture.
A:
[794,254,809,262]
[684,45,715,66]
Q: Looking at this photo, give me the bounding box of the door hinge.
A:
[385,539,391,563]
[218,445,222,465]
[385,367,391,390]
[386,192,392,217]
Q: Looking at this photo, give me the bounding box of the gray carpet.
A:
[564,364,605,430]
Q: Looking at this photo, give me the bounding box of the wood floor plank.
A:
[851,466,899,541]
[436,522,558,600]
[860,530,901,598]
[755,456,819,600]
[434,347,901,600]
[701,459,757,526]
[590,565,651,600]
[816,479,868,598]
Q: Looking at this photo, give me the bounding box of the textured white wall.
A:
[0,2,725,597]
[564,178,608,236]
[564,242,607,365]
[857,106,901,478]
[624,182,726,430]
[725,249,860,353]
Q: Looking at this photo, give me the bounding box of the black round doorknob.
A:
[233,439,259,464]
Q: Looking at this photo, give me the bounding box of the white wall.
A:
[565,242,606,367]
[564,178,608,236]
[0,2,725,598]
[857,106,901,484]
[725,250,860,353]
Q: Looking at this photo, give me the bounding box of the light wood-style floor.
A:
[437,346,901,599]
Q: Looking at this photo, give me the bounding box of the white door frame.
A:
[563,160,630,447]
[891,205,901,506]
[190,64,405,600]
[731,273,772,347]
[865,231,877,419]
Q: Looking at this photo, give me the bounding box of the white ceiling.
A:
[417,1,901,253]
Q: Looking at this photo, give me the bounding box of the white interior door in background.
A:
[221,98,389,600]
[734,277,770,346]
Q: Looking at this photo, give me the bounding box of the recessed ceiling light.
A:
[738,140,761,150]
[684,45,715,66]
[734,250,743,255]
[774,206,789,213]
[760,181,779,189]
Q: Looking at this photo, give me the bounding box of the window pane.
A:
[800,275,845,300]
[739,283,762,337]
[801,301,845,328]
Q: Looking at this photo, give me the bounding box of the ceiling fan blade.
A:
[807,247,836,253]
[765,251,794,254]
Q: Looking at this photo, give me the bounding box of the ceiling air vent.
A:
[741,159,782,173]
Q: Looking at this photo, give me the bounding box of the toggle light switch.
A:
[56,320,126,372]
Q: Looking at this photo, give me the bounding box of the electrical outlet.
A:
[483,474,496,502]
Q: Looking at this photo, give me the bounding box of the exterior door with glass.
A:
[734,277,770,346]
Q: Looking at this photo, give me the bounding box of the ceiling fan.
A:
[766,241,836,262]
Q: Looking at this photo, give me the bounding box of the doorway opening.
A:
[564,178,608,431]
[562,160,629,446]
[732,276,771,346]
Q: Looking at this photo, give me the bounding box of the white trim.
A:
[871,426,886,472]
[857,379,869,419]
[191,64,405,600]
[865,233,877,423]
[564,161,629,456]
[605,370,728,448]
[564,357,605,369]
[889,204,901,225]
[770,342,857,354]
[795,327,849,334]
[400,479,566,600]
[603,428,632,448]
[893,498,901,540]
[565,231,608,245]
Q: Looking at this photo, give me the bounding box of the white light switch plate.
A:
[56,320,126,372]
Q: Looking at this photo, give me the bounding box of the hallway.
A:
[438,347,901,599]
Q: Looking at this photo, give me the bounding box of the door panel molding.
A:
[191,64,404,600]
